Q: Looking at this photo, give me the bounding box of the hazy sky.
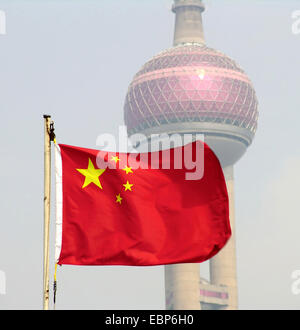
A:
[0,0,300,310]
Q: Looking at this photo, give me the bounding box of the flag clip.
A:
[49,121,56,143]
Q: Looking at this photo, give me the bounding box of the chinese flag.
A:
[55,141,230,266]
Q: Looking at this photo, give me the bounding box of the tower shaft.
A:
[165,264,201,310]
[124,0,255,310]
[209,166,238,310]
[172,0,205,45]
[164,0,238,311]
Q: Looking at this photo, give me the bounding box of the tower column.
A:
[172,0,205,46]
[165,263,201,310]
[209,166,238,310]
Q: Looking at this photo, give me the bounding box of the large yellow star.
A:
[123,180,133,192]
[77,158,106,189]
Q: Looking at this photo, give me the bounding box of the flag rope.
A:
[53,263,58,310]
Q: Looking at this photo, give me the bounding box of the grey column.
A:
[172,0,205,46]
[209,166,238,310]
[165,264,201,310]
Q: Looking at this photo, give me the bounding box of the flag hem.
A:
[54,143,63,263]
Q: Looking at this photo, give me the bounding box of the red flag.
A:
[55,141,230,266]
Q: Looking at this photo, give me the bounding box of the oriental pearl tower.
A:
[124,0,258,310]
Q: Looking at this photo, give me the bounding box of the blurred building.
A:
[124,0,258,310]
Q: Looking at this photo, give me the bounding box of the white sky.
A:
[0,0,300,309]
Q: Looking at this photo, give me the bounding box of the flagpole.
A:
[43,114,54,310]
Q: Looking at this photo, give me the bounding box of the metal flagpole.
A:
[43,115,55,310]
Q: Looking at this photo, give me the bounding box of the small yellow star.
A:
[122,166,133,174]
[116,193,123,204]
[123,180,133,192]
[111,155,120,163]
[77,158,106,189]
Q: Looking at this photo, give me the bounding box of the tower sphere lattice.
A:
[124,43,258,167]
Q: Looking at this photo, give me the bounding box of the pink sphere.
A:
[124,44,258,139]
